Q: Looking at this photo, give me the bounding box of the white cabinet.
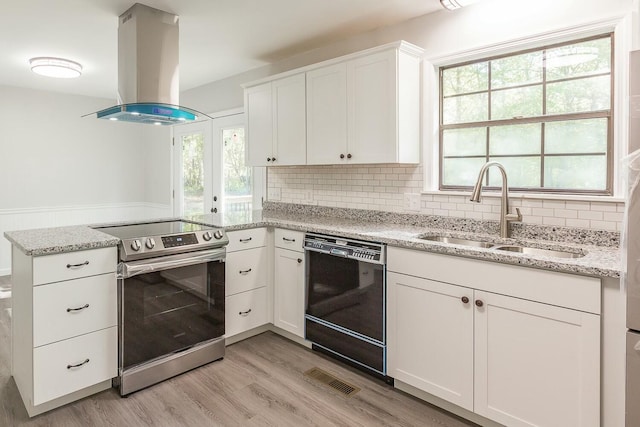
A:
[306,63,348,164]
[11,246,118,417]
[387,247,601,427]
[245,41,422,166]
[306,43,421,165]
[273,228,305,337]
[246,73,306,167]
[225,228,269,338]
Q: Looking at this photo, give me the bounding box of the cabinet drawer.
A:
[33,247,116,286]
[225,247,268,296]
[226,228,267,252]
[225,287,268,337]
[33,273,117,347]
[274,229,304,251]
[33,326,117,405]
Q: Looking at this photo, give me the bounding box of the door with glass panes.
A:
[173,112,262,217]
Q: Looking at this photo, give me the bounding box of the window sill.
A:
[421,189,625,203]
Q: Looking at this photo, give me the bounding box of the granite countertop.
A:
[4,205,623,278]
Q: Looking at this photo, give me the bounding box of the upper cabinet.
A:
[244,41,423,166]
[245,73,306,167]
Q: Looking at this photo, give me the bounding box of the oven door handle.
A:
[117,248,226,279]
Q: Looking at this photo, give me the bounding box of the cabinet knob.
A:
[347,153,352,159]
[461,296,469,304]
[340,154,345,159]
[272,157,276,162]
[267,157,272,162]
[297,258,302,263]
[475,299,484,307]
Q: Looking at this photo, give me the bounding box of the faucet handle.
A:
[506,207,523,222]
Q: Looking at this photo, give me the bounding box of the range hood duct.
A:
[95,3,205,125]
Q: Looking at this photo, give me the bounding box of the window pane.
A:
[488,157,541,188]
[544,155,607,190]
[223,127,252,214]
[443,127,486,156]
[442,62,489,96]
[491,51,543,89]
[545,118,608,154]
[546,37,611,81]
[546,75,610,114]
[182,133,205,216]
[491,85,542,120]
[442,157,488,186]
[490,123,541,155]
[443,93,488,124]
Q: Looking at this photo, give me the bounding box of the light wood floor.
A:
[0,275,476,426]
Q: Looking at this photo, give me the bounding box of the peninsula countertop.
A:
[4,207,622,279]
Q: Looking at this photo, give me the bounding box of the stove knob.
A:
[203,231,213,241]
[213,230,223,240]
[131,239,141,251]
[145,237,156,249]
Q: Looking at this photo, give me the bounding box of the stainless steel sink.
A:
[417,235,495,248]
[493,245,584,259]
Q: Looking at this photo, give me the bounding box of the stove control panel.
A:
[162,233,198,248]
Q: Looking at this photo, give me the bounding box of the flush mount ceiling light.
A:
[440,0,480,10]
[29,57,82,78]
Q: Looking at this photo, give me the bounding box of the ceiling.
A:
[2,0,443,101]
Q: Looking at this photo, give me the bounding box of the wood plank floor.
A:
[0,275,476,426]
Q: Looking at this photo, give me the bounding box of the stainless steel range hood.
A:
[94,3,205,125]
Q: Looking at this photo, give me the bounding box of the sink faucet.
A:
[470,161,522,238]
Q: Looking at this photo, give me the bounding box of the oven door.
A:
[117,249,225,371]
[305,249,385,343]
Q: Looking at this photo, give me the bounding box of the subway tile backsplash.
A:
[267,164,625,232]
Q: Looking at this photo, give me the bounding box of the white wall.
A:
[0,86,173,274]
[182,0,635,112]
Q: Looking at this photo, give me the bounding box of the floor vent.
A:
[304,367,361,397]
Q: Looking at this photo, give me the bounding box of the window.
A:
[439,34,613,194]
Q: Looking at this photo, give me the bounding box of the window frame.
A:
[438,33,615,196]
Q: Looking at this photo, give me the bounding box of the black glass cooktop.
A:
[95,220,211,239]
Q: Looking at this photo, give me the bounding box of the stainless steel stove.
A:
[95,220,228,396]
[97,220,228,261]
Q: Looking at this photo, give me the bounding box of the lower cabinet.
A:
[387,248,601,427]
[225,229,269,338]
[273,246,305,337]
[225,287,268,337]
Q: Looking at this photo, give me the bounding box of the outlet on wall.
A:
[404,193,421,211]
[268,187,281,201]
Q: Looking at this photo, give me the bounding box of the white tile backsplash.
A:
[267,164,625,231]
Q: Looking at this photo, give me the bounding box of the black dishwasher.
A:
[304,233,390,382]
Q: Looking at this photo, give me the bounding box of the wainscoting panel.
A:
[0,203,173,276]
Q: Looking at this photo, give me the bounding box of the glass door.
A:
[173,111,264,217]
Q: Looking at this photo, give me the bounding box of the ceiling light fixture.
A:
[440,0,462,10]
[29,57,82,78]
[440,0,480,10]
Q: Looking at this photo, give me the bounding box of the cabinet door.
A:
[387,272,474,411]
[347,49,397,164]
[274,247,305,337]
[306,63,348,165]
[272,74,306,165]
[474,291,600,427]
[246,82,273,166]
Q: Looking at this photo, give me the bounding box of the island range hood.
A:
[94,3,206,125]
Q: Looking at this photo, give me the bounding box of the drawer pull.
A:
[239,309,252,316]
[66,303,90,313]
[282,237,296,242]
[67,358,90,369]
[239,237,253,243]
[239,268,252,274]
[66,261,90,269]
